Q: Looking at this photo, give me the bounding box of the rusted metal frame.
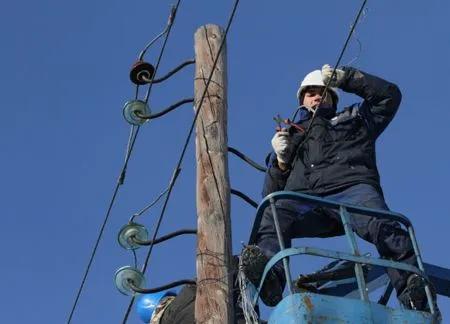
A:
[269,198,294,295]
[339,206,369,301]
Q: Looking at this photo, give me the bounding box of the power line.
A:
[143,4,179,104]
[67,126,140,323]
[120,0,241,322]
[66,3,182,322]
[295,0,368,143]
[320,0,368,105]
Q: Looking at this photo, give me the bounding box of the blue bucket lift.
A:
[247,191,448,323]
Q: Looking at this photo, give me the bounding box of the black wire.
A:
[319,0,367,108]
[135,8,176,101]
[131,229,197,246]
[69,2,182,322]
[132,249,138,269]
[143,5,179,104]
[298,0,368,146]
[135,98,194,120]
[142,59,195,84]
[121,1,240,322]
[138,8,174,61]
[228,146,266,172]
[67,127,140,324]
[128,279,196,294]
[129,186,170,223]
[231,189,258,208]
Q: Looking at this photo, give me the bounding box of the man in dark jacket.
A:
[241,65,441,319]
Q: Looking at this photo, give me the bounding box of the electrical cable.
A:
[135,7,177,100]
[319,0,368,108]
[121,0,240,321]
[143,5,179,104]
[130,229,197,246]
[138,8,175,61]
[129,186,170,223]
[67,4,183,323]
[142,59,195,84]
[67,126,140,324]
[136,98,194,120]
[297,0,368,146]
[228,146,266,172]
[346,7,368,67]
[120,126,140,185]
[128,279,196,294]
[231,189,258,208]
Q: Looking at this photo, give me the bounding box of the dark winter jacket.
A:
[262,67,402,197]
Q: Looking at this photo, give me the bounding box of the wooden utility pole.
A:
[194,24,233,324]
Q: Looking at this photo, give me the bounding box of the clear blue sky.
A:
[1,1,449,323]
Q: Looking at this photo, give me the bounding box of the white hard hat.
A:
[296,70,339,105]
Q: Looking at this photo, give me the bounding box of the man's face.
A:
[303,86,334,109]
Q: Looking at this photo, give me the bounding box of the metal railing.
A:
[248,191,437,316]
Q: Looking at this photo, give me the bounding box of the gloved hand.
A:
[271,130,291,164]
[322,64,345,88]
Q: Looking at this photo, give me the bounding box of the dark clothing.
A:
[160,257,247,324]
[257,67,414,295]
[263,67,402,197]
[256,184,416,294]
[160,284,247,324]
[160,284,196,324]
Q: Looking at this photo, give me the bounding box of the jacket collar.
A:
[297,105,337,122]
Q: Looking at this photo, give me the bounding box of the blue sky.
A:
[1,1,449,323]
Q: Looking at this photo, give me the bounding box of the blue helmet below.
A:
[136,290,177,323]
